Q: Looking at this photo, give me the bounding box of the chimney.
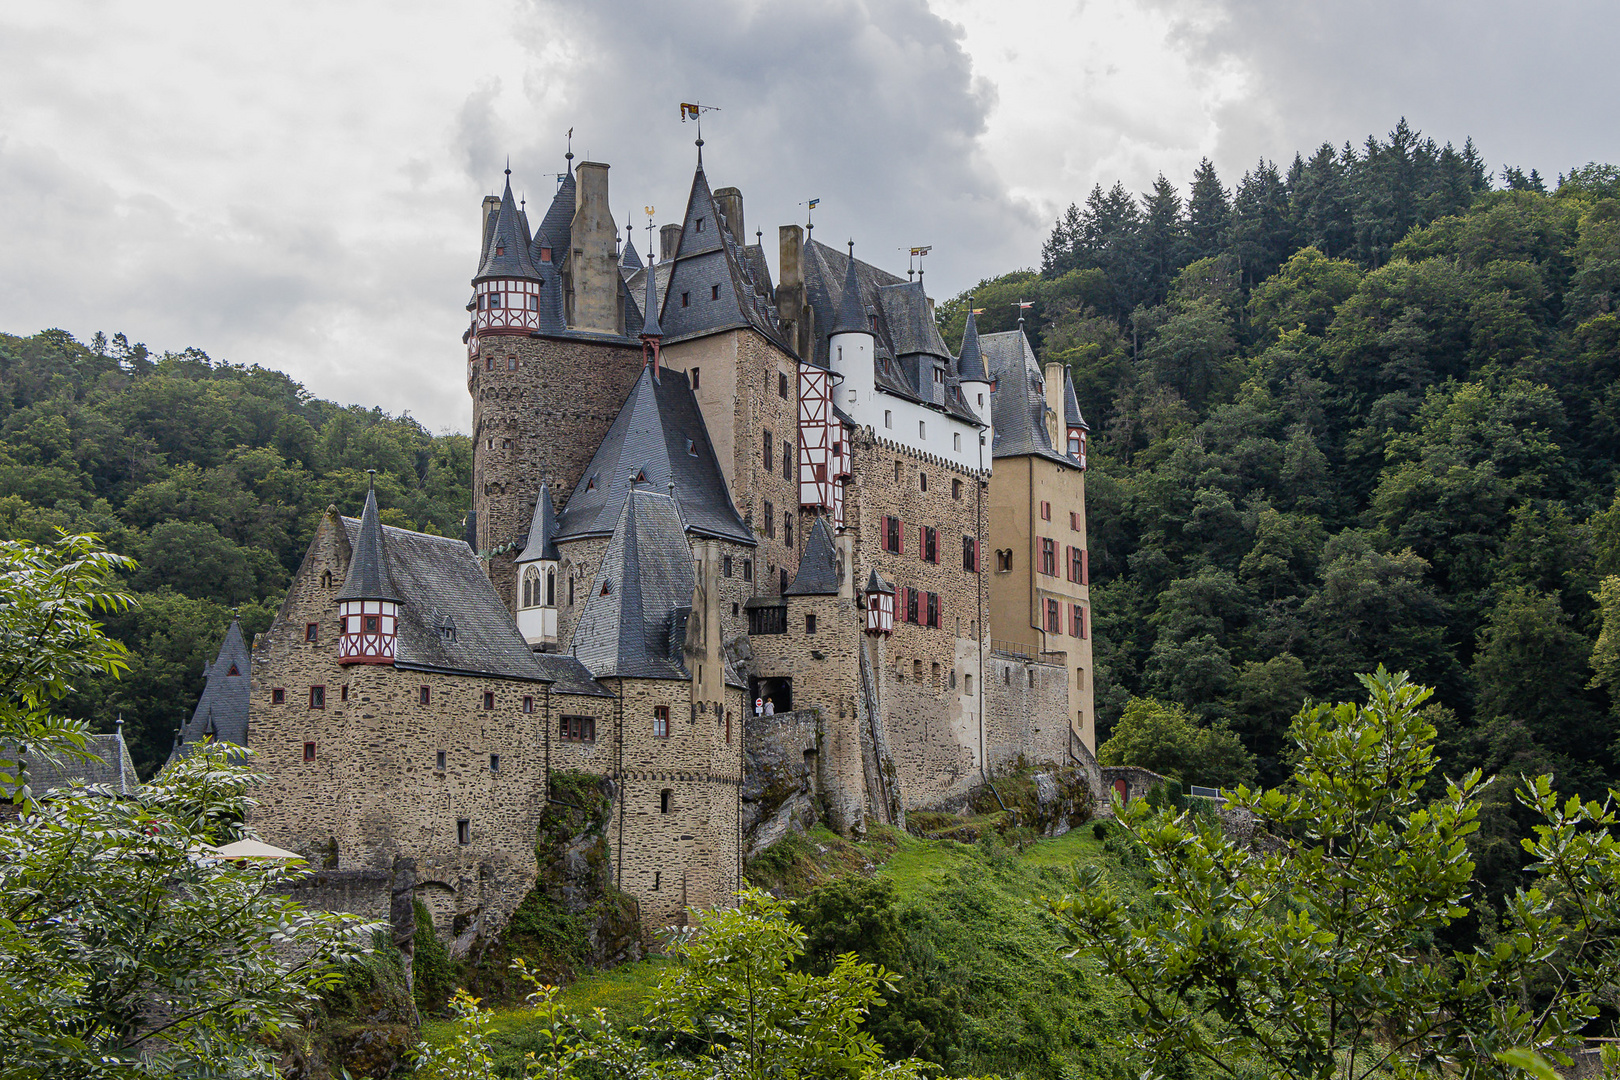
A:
[777,225,806,358]
[660,223,682,262]
[1044,362,1066,448]
[713,187,745,246]
[568,161,619,334]
[480,195,501,246]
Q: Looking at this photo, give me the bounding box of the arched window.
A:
[545,570,555,606]
[522,566,540,608]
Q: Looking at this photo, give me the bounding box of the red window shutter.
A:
[1080,605,1088,639]
[1082,549,1089,585]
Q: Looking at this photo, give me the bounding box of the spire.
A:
[474,171,544,284]
[621,223,643,271]
[831,240,871,337]
[335,471,401,603]
[785,518,840,596]
[641,256,663,339]
[516,484,560,563]
[958,299,987,382]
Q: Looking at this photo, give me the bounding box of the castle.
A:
[174,141,1097,938]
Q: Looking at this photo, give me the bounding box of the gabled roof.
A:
[571,489,695,680]
[171,617,252,759]
[785,517,840,596]
[556,365,754,545]
[474,173,544,284]
[341,516,597,684]
[334,480,401,602]
[982,329,1074,466]
[516,484,560,563]
[14,732,139,796]
[657,162,790,349]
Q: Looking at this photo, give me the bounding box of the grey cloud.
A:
[1153,0,1620,181]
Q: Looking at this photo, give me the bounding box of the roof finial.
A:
[505,154,511,178]
[565,127,574,163]
[366,468,376,494]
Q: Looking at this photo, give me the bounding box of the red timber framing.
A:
[799,366,835,513]
[337,598,398,664]
[467,277,546,360]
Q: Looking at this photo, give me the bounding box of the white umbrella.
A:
[206,838,306,861]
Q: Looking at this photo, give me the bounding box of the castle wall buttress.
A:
[469,335,643,610]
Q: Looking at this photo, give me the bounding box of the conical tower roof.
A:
[957,305,987,382]
[169,615,252,762]
[335,475,401,603]
[621,228,644,272]
[516,484,560,563]
[831,240,872,336]
[641,254,663,338]
[474,171,544,284]
[1062,370,1088,429]
[865,568,895,595]
[785,517,840,596]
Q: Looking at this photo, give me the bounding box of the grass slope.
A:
[426,823,1153,1079]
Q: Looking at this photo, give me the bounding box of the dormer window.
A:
[696,217,705,232]
[601,580,612,596]
[687,439,697,456]
[541,246,552,261]
[585,476,596,492]
[711,284,720,301]
[495,245,505,256]
[870,314,877,331]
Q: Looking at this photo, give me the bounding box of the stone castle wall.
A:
[470,334,644,608]
[983,649,1072,776]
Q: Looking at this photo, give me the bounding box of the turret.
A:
[514,484,560,649]
[335,472,401,665]
[640,250,663,372]
[864,569,895,636]
[1062,370,1089,468]
[470,169,546,341]
[829,241,874,408]
[957,302,992,431]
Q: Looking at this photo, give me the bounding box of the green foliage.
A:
[1051,667,1620,1080]
[414,899,458,1017]
[0,746,380,1077]
[0,329,472,776]
[1096,696,1255,787]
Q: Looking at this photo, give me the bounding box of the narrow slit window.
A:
[303,742,316,762]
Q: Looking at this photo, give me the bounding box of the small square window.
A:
[457,818,470,845]
[490,754,500,772]
[303,741,316,762]
[483,691,495,710]
[364,615,379,633]
[436,750,446,770]
[953,433,962,451]
[743,559,753,582]
[884,410,893,428]
[340,684,348,702]
[779,372,789,399]
[272,687,285,705]
[419,686,431,705]
[691,367,700,388]
[953,479,963,499]
[806,613,817,634]
[919,420,927,439]
[304,622,319,642]
[507,357,517,370]
[522,695,534,713]
[920,473,927,493]
[309,685,325,710]
[653,706,670,739]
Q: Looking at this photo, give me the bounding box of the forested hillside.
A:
[940,122,1620,897]
[0,330,471,775]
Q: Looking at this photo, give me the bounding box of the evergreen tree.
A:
[1041,202,1084,277]
[1186,158,1230,261]
[1140,173,1187,306]
[1228,159,1292,288]
[1291,142,1355,257]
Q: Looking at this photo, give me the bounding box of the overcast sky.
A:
[2,0,1613,433]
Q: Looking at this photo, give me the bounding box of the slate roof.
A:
[555,365,755,545]
[340,516,570,683]
[1062,370,1088,429]
[785,517,840,596]
[571,489,695,681]
[865,568,894,595]
[658,161,791,350]
[801,239,905,369]
[957,307,987,383]
[9,733,139,798]
[831,242,872,336]
[981,329,1074,466]
[516,485,560,563]
[532,168,576,272]
[474,173,544,284]
[620,229,644,273]
[878,280,952,361]
[640,254,662,337]
[334,481,401,603]
[171,617,252,760]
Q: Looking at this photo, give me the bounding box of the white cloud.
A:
[0,0,1615,433]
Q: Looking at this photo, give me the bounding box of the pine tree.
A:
[1186,159,1230,262]
[1228,159,1291,287]
[1291,143,1354,258]
[1140,174,1187,306]
[1041,202,1085,276]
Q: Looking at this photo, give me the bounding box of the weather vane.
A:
[905,245,932,280]
[679,102,720,147]
[644,205,656,263]
[801,197,820,236]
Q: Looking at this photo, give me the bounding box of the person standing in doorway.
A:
[763,697,775,716]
